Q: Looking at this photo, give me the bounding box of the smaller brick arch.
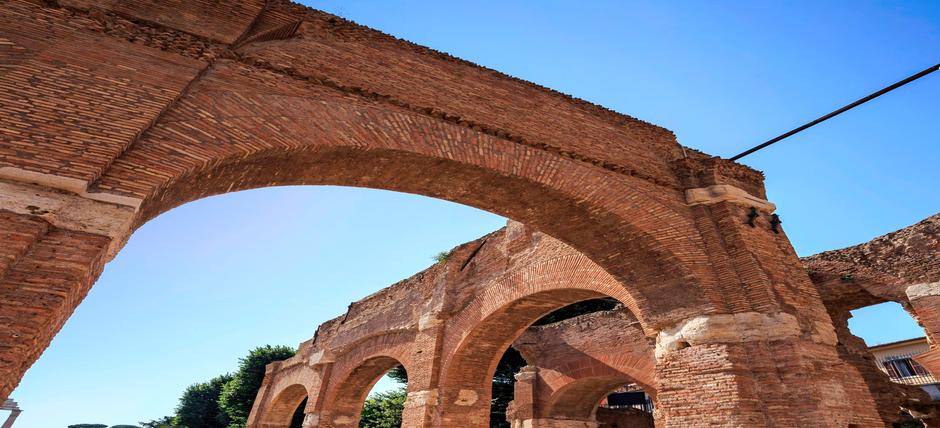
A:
[249,360,321,428]
[318,330,415,428]
[546,375,637,421]
[439,244,657,410]
[439,267,655,427]
[510,307,656,425]
[322,355,405,428]
[259,383,308,428]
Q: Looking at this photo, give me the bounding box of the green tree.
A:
[175,373,233,428]
[218,345,296,428]
[68,425,108,428]
[111,425,143,428]
[139,416,176,428]
[385,365,407,384]
[359,387,407,428]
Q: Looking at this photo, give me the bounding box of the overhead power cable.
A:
[730,62,940,161]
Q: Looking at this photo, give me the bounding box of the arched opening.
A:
[806,262,940,426]
[326,356,408,428]
[593,383,655,428]
[261,384,309,428]
[359,365,408,428]
[849,302,940,399]
[442,288,656,427]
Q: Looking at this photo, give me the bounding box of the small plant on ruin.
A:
[433,251,450,263]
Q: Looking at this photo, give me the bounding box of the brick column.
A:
[908,283,940,376]
[506,366,599,428]
[506,366,537,427]
[401,316,445,428]
[300,363,333,428]
[658,157,884,427]
[0,178,136,401]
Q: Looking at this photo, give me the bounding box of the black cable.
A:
[730,62,940,161]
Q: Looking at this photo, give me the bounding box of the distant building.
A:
[869,337,940,400]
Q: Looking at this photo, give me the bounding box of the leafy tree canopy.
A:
[68,425,108,428]
[218,345,296,428]
[385,365,407,384]
[359,388,406,428]
[139,416,175,428]
[175,373,233,428]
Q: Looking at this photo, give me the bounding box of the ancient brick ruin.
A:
[248,216,939,427]
[0,0,937,426]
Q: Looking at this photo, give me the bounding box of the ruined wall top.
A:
[804,213,940,285]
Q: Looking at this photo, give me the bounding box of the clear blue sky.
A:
[10,1,939,426]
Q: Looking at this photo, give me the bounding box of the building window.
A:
[882,357,929,380]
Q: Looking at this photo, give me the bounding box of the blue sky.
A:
[10,1,939,426]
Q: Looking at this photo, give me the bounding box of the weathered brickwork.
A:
[0,0,915,426]
[804,213,940,425]
[507,308,655,427]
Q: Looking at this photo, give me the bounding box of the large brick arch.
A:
[0,0,725,404]
[93,58,713,328]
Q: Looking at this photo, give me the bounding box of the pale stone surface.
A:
[514,366,538,381]
[907,282,940,300]
[302,413,319,428]
[513,418,599,428]
[418,312,441,330]
[333,415,353,425]
[685,184,776,212]
[455,389,478,406]
[655,312,805,359]
[405,389,439,407]
[0,166,142,208]
[0,179,136,259]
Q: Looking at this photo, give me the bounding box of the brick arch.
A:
[249,361,321,428]
[0,0,736,403]
[545,375,637,421]
[87,59,715,328]
[319,331,415,428]
[528,344,656,401]
[259,383,308,428]
[437,252,655,427]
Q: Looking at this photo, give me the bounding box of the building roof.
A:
[868,336,927,351]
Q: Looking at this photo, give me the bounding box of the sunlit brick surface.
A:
[0,1,925,426]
